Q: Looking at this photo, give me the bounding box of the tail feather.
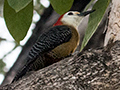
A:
[12,64,29,83]
[12,55,45,83]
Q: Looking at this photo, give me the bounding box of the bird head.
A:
[54,10,95,29]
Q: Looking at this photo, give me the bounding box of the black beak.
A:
[78,9,95,16]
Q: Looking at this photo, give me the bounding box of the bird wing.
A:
[28,25,72,60]
[12,25,72,82]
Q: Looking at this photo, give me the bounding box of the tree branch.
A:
[0,41,120,90]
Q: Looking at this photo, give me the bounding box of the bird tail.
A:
[12,62,30,83]
[12,55,45,83]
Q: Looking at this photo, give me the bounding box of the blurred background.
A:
[0,0,50,84]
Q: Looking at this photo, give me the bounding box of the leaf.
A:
[84,0,95,11]
[4,0,33,43]
[80,0,110,51]
[49,0,74,15]
[7,0,32,12]
[0,59,6,74]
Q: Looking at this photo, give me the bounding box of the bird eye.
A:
[68,12,73,15]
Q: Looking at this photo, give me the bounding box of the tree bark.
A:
[0,41,120,90]
[104,0,120,46]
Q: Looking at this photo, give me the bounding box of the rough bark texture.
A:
[104,0,120,46]
[0,41,120,90]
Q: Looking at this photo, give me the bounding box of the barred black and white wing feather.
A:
[29,25,72,60]
[12,25,72,82]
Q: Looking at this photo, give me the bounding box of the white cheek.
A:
[61,16,75,24]
[61,16,81,29]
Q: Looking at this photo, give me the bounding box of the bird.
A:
[12,10,95,82]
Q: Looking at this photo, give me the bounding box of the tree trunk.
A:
[104,0,120,46]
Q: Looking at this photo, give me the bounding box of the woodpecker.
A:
[12,10,95,82]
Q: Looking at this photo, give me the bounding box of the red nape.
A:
[53,14,64,26]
